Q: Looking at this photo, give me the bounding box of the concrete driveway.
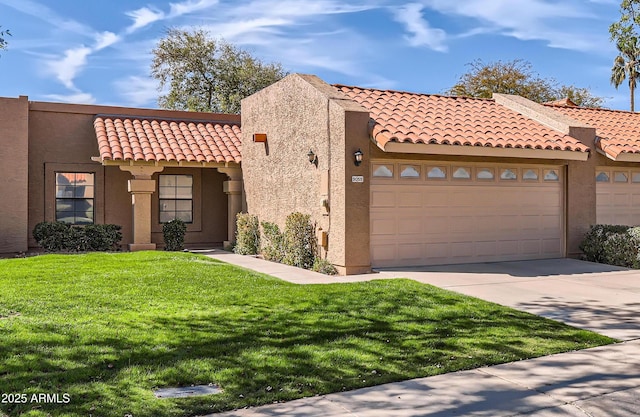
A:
[376,258,640,341]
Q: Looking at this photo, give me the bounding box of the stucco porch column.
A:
[218,167,243,247]
[120,165,164,251]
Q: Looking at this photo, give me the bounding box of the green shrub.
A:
[234,213,260,255]
[33,221,70,252]
[312,257,338,275]
[283,212,316,269]
[260,221,285,262]
[33,222,122,252]
[163,219,187,251]
[579,224,640,268]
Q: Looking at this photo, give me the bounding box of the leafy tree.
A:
[447,59,604,108]
[151,28,287,114]
[610,0,640,111]
[0,26,10,53]
[556,85,606,109]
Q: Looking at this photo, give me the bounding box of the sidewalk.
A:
[207,340,640,417]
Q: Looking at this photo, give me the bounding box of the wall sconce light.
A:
[307,149,318,166]
[253,133,267,143]
[354,148,364,166]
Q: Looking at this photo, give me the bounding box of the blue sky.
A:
[0,0,630,110]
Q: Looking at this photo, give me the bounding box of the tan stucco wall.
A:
[565,127,597,257]
[0,96,29,253]
[241,74,371,273]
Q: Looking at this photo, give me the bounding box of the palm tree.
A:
[611,38,640,112]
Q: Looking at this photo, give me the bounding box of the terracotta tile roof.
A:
[94,116,241,164]
[548,106,640,160]
[335,85,589,154]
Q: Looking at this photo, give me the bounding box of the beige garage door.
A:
[596,168,640,225]
[370,161,564,267]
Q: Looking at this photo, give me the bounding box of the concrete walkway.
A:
[201,250,640,416]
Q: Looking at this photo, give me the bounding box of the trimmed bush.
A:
[283,212,316,269]
[234,213,260,255]
[312,257,338,275]
[33,221,71,252]
[162,219,187,251]
[579,224,640,268]
[33,222,122,252]
[260,221,285,262]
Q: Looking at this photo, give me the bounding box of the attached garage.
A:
[595,168,640,226]
[370,161,564,267]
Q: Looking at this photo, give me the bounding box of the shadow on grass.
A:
[0,288,611,417]
[0,253,615,417]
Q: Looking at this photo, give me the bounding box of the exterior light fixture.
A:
[354,148,364,166]
[307,149,318,166]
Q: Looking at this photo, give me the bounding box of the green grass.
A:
[0,252,614,417]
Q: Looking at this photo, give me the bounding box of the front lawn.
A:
[0,252,614,417]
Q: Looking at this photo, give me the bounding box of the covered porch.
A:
[92,114,243,250]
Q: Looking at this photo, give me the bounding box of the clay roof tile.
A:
[336,85,588,155]
[94,116,242,164]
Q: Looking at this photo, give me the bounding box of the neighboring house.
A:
[1,73,639,274]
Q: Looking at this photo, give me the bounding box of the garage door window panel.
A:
[632,172,640,183]
[523,169,539,181]
[427,167,447,180]
[400,165,421,179]
[596,171,610,182]
[453,167,471,180]
[614,172,629,183]
[373,164,394,178]
[544,169,560,182]
[500,168,518,181]
[476,168,494,180]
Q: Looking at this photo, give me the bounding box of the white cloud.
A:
[169,0,220,17]
[0,0,92,35]
[201,17,291,41]
[227,0,377,18]
[125,7,165,33]
[46,46,92,90]
[44,92,96,104]
[392,3,447,51]
[94,31,120,50]
[114,76,160,107]
[420,0,604,52]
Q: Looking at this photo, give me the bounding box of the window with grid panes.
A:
[159,175,193,223]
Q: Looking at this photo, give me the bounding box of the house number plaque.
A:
[351,175,364,183]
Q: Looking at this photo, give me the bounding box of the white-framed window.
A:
[55,172,95,225]
[452,167,471,179]
[159,174,193,223]
[400,165,421,178]
[523,169,539,181]
[372,164,394,178]
[500,168,518,181]
[476,168,494,180]
[426,166,447,179]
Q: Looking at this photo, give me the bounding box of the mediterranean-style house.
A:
[2,73,640,274]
